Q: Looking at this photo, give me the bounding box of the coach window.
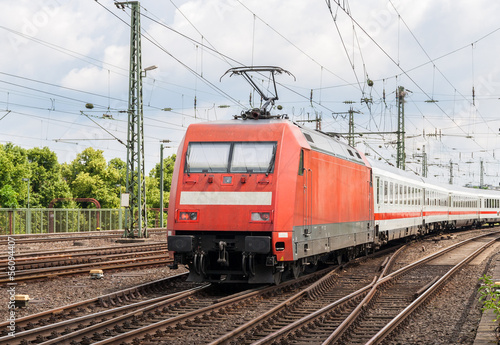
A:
[395,183,399,204]
[389,183,394,204]
[376,177,380,204]
[384,181,388,204]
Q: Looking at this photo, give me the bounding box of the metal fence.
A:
[0,208,168,235]
[0,208,124,235]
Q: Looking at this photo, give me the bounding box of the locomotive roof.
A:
[186,118,366,166]
[298,125,366,165]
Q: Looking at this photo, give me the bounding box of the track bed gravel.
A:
[0,233,187,321]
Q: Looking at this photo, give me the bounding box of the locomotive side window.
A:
[298,149,304,176]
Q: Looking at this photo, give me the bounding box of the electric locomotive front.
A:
[167,120,305,283]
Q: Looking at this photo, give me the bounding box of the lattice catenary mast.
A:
[116,1,147,238]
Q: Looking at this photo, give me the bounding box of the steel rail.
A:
[0,228,166,245]
[322,232,500,345]
[0,248,169,275]
[0,241,167,261]
[364,236,499,345]
[84,268,333,345]
[209,246,400,345]
[0,272,189,333]
[5,283,209,345]
[320,244,407,344]
[242,231,498,345]
[0,252,172,284]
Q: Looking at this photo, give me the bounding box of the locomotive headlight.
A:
[178,210,199,222]
[251,212,271,222]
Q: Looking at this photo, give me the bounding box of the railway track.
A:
[10,248,398,345]
[4,230,495,345]
[0,228,166,245]
[0,272,196,342]
[0,242,172,284]
[4,268,334,345]
[226,231,498,345]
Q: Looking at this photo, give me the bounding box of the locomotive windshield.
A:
[185,141,277,174]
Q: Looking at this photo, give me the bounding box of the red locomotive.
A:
[167,67,500,284]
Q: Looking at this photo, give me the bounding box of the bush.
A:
[479,274,500,321]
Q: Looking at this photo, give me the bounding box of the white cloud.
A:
[1,0,500,185]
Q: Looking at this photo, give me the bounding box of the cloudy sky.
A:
[1,0,500,186]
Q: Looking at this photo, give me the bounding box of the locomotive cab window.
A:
[231,142,276,173]
[185,142,231,173]
[185,141,277,174]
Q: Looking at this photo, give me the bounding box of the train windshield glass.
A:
[185,142,276,173]
[230,142,276,173]
[185,143,231,173]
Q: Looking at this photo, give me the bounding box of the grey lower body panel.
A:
[292,221,374,260]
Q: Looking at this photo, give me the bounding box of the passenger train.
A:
[166,116,500,284]
[166,67,500,284]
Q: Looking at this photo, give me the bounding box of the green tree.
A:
[145,175,161,208]
[0,185,18,208]
[65,148,124,208]
[0,143,30,208]
[27,147,72,207]
[71,172,116,207]
[149,154,176,208]
[108,157,126,187]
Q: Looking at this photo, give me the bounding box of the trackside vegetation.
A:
[0,143,175,210]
